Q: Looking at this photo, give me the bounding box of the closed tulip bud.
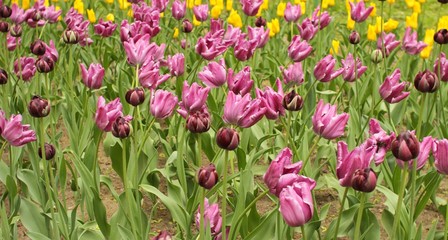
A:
[414,70,439,93]
[10,24,22,37]
[186,110,211,133]
[0,68,7,84]
[216,127,239,150]
[36,56,54,73]
[197,164,219,189]
[392,131,420,161]
[62,30,80,44]
[255,17,266,27]
[434,29,448,45]
[125,88,145,106]
[0,5,12,18]
[438,0,448,4]
[0,21,9,32]
[349,31,360,45]
[112,117,132,138]
[351,168,377,192]
[30,40,46,56]
[182,19,193,33]
[38,143,56,160]
[152,231,172,240]
[371,49,383,64]
[28,95,50,118]
[282,90,303,111]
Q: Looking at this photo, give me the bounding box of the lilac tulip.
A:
[279,179,316,227]
[152,0,169,12]
[349,1,373,23]
[223,25,242,47]
[43,40,58,63]
[150,90,178,120]
[377,32,400,57]
[64,8,92,46]
[171,0,186,20]
[240,0,264,16]
[94,19,117,38]
[41,5,61,24]
[288,36,313,62]
[193,4,209,22]
[223,91,266,128]
[234,36,258,61]
[341,53,368,82]
[396,136,433,170]
[198,59,227,88]
[120,20,152,43]
[379,69,410,104]
[256,79,285,120]
[284,3,301,22]
[95,97,124,132]
[227,66,254,96]
[297,18,318,41]
[312,100,349,140]
[132,3,161,37]
[7,33,20,51]
[124,34,156,66]
[195,31,228,61]
[80,63,105,89]
[433,139,448,175]
[195,198,222,236]
[434,53,448,82]
[14,57,36,82]
[281,62,304,86]
[139,60,170,89]
[314,55,344,82]
[337,141,375,187]
[248,26,270,48]
[311,7,331,30]
[180,81,210,114]
[368,118,396,165]
[402,27,427,55]
[10,4,29,24]
[1,113,36,146]
[263,148,302,196]
[168,53,185,77]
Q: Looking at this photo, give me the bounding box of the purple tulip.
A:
[341,53,368,82]
[94,19,117,38]
[227,66,254,96]
[288,36,313,62]
[337,141,375,187]
[434,53,448,82]
[7,33,20,51]
[223,25,242,47]
[311,7,331,30]
[14,57,36,82]
[281,62,304,86]
[256,79,285,120]
[297,18,318,41]
[10,4,29,24]
[240,0,264,16]
[124,34,166,66]
[368,118,396,165]
[64,8,92,46]
[168,53,185,77]
[193,4,209,22]
[349,1,373,23]
[132,3,161,37]
[120,20,152,43]
[312,99,349,140]
[80,63,105,89]
[0,113,36,146]
[139,60,170,89]
[379,69,410,104]
[263,148,302,196]
[223,91,266,128]
[396,136,433,170]
[195,198,222,236]
[377,32,400,57]
[279,179,316,227]
[314,55,344,82]
[195,31,228,61]
[41,5,62,24]
[150,90,178,120]
[284,3,301,22]
[95,97,124,132]
[198,59,227,88]
[433,139,448,175]
[171,0,186,20]
[179,81,210,115]
[234,36,258,61]
[43,40,58,63]
[152,0,169,12]
[248,26,270,48]
[391,130,420,162]
[402,27,427,55]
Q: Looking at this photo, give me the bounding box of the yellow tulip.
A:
[420,45,432,59]
[195,0,202,5]
[374,16,382,34]
[74,0,84,14]
[384,19,399,32]
[87,9,96,23]
[256,7,263,17]
[105,0,114,4]
[106,13,115,22]
[52,0,58,2]
[160,12,164,18]
[193,15,201,26]
[405,0,415,8]
[210,0,217,5]
[330,40,340,55]
[347,14,355,30]
[226,0,233,11]
[267,18,280,37]
[187,0,194,8]
[227,9,242,28]
[173,27,179,39]
[118,0,130,9]
[211,5,223,19]
[418,0,425,2]
[369,3,376,17]
[127,9,133,17]
[299,1,305,14]
[22,0,30,9]
[386,0,395,3]
[423,28,435,44]
[413,2,421,14]
[11,0,18,5]
[261,0,268,10]
[277,2,286,17]
[405,12,418,29]
[367,24,377,41]
[438,16,448,30]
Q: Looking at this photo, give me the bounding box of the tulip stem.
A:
[196,134,202,167]
[392,162,409,240]
[122,140,139,238]
[444,198,448,240]
[409,159,418,237]
[437,45,447,131]
[354,193,366,240]
[301,225,306,240]
[300,136,321,175]
[333,187,349,240]
[221,150,229,240]
[416,93,426,138]
[199,187,205,240]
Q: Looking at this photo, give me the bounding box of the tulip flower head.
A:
[198,59,227,88]
[396,136,433,170]
[150,90,178,120]
[0,111,37,147]
[255,79,285,120]
[368,118,396,165]
[240,0,264,16]
[223,91,266,128]
[94,19,117,37]
[171,0,186,20]
[377,32,400,57]
[193,4,209,22]
[312,100,349,140]
[281,62,304,86]
[434,53,448,82]
[379,69,410,104]
[167,53,185,77]
[227,66,254,96]
[288,36,313,62]
[14,57,36,81]
[414,70,439,93]
[341,53,368,82]
[314,55,344,82]
[337,141,376,187]
[349,1,374,23]
[80,63,105,89]
[284,2,301,22]
[95,97,125,132]
[297,18,318,41]
[391,130,420,162]
[433,139,448,175]
[195,198,223,236]
[402,27,427,55]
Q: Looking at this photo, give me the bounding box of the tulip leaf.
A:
[19,198,49,236]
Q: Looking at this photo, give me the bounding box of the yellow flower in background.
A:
[347,13,355,30]
[118,0,130,9]
[127,9,133,17]
[256,7,263,17]
[261,0,268,10]
[406,12,418,29]
[413,2,421,14]
[369,3,376,17]
[330,40,340,55]
[367,24,377,41]
[387,0,395,3]
[420,29,435,59]
[420,45,432,59]
[226,0,233,11]
[438,16,448,30]
[45,0,50,6]
[187,0,194,8]
[173,27,179,39]
[384,19,399,32]
[51,0,58,2]
[210,0,217,5]
[227,9,242,28]
[374,16,382,33]
[22,0,30,9]
[418,0,425,2]
[195,0,202,4]
[405,0,415,8]
[216,0,224,8]
[74,0,84,14]
[211,5,223,19]
[105,0,114,4]
[87,9,96,23]
[106,13,114,22]
[267,18,280,37]
[299,1,306,14]
[11,0,18,5]
[193,15,201,26]
[160,12,164,18]
[277,2,286,17]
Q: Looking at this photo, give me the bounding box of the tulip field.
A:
[1,0,448,239]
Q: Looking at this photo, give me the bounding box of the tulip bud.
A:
[370,49,383,64]
[434,29,448,45]
[182,19,193,33]
[70,179,78,191]
[282,90,304,111]
[125,88,145,106]
[0,5,12,18]
[112,117,132,138]
[28,95,50,118]
[9,24,22,37]
[391,131,420,161]
[0,68,7,84]
[30,10,42,22]
[351,168,377,192]
[255,17,267,27]
[63,30,80,44]
[30,40,47,56]
[186,111,211,133]
[349,31,360,45]
[152,231,172,240]
[414,70,439,93]
[438,0,448,4]
[0,21,9,33]
[216,127,239,150]
[197,164,219,189]
[38,143,56,160]
[36,56,54,73]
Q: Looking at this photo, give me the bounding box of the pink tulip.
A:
[281,62,304,86]
[132,3,161,37]
[10,4,29,24]
[95,97,124,132]
[312,100,349,140]
[14,57,36,82]
[341,53,367,82]
[349,1,373,23]
[284,3,301,22]
[120,20,152,43]
[152,0,169,12]
[337,141,375,187]
[223,25,242,47]
[314,55,344,82]
[124,34,154,66]
[139,60,170,89]
[377,32,400,57]
[379,69,410,104]
[7,33,20,51]
[248,26,270,48]
[433,139,448,175]
[288,36,312,62]
[434,53,448,82]
[180,81,210,114]
[402,27,427,55]
[150,90,178,120]
[223,91,266,128]
[195,31,228,61]
[227,66,253,96]
[234,36,258,61]
[64,8,92,46]
[195,198,222,236]
[311,7,331,30]
[240,0,264,16]
[279,179,316,227]
[297,18,318,41]
[198,59,227,88]
[256,79,285,120]
[368,118,396,165]
[41,5,62,24]
[94,19,117,38]
[171,0,186,20]
[0,110,5,135]
[396,136,433,170]
[168,53,185,77]
[193,4,209,22]
[0,113,36,146]
[43,40,58,62]
[80,63,105,89]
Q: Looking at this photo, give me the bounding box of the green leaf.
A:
[91,188,110,239]
[19,198,49,236]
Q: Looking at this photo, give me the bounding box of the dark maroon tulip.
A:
[197,164,219,189]
[186,110,211,133]
[255,17,267,27]
[0,21,9,32]
[216,127,239,150]
[0,5,12,18]
[182,19,193,33]
[434,29,448,45]
[62,30,80,44]
[351,168,377,192]
[125,88,145,106]
[349,31,360,45]
[0,68,7,84]
[28,95,50,118]
[414,70,439,93]
[30,40,47,56]
[282,90,303,111]
[9,23,22,37]
[112,117,132,138]
[438,0,448,4]
[36,56,54,73]
[391,131,420,161]
[38,143,56,160]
